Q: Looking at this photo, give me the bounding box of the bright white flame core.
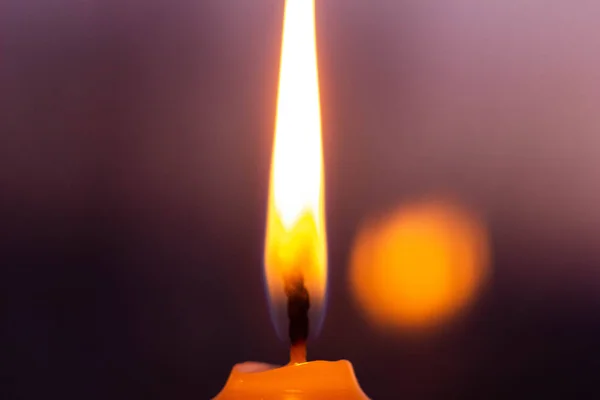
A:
[272,0,323,229]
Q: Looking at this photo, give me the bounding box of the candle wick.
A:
[284,272,310,363]
[289,341,307,364]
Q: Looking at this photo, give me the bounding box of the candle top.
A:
[214,360,369,400]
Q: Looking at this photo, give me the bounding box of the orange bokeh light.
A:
[349,201,490,330]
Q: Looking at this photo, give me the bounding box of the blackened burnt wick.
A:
[284,272,310,362]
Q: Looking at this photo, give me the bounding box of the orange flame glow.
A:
[350,201,490,330]
[264,0,327,335]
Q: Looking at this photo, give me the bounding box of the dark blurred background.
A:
[2,0,600,398]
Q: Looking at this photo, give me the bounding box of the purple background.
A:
[2,0,600,398]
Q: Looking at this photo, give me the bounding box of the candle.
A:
[214,360,368,399]
[215,0,369,398]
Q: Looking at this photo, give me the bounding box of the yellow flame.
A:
[265,0,327,309]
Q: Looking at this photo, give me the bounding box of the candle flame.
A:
[264,0,327,341]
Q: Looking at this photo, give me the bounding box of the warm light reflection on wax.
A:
[350,200,490,330]
[216,360,367,400]
[264,0,327,334]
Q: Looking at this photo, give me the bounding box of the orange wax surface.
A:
[214,360,369,399]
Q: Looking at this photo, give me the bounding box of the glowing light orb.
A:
[350,201,490,330]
